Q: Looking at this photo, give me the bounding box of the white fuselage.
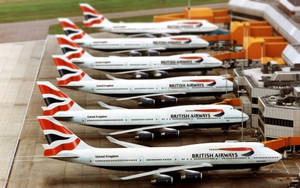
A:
[71,76,233,95]
[73,53,223,71]
[79,35,209,51]
[55,104,248,128]
[100,20,219,34]
[60,142,281,170]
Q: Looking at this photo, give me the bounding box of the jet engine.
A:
[153,70,168,77]
[180,170,202,181]
[135,131,154,141]
[147,50,160,56]
[139,97,155,106]
[151,174,174,185]
[160,128,180,138]
[161,95,177,104]
[135,72,149,79]
[129,51,142,56]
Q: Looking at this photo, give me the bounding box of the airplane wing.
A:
[113,67,174,75]
[127,33,156,38]
[105,74,124,80]
[106,136,149,148]
[97,101,127,110]
[111,47,166,54]
[98,123,189,136]
[116,92,186,101]
[117,163,213,180]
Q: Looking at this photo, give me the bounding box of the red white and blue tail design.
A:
[52,55,93,86]
[37,81,84,116]
[79,3,112,28]
[58,18,92,41]
[38,116,91,157]
[55,35,92,60]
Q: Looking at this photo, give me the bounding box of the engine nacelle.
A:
[180,170,202,181]
[151,174,174,185]
[147,50,160,56]
[160,128,180,138]
[135,131,154,141]
[161,95,178,104]
[153,70,168,77]
[135,72,149,79]
[129,51,142,56]
[139,97,155,106]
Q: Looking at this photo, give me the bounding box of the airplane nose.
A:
[242,112,249,121]
[211,24,218,31]
[276,151,282,161]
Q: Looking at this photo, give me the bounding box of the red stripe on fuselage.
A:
[44,138,80,156]
[171,37,191,41]
[218,147,254,152]
[180,56,203,60]
[194,109,224,113]
[183,22,202,25]
[190,79,215,83]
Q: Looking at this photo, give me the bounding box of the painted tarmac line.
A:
[281,160,290,174]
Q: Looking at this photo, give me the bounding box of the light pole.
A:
[261,42,264,65]
[223,61,230,94]
[238,89,247,141]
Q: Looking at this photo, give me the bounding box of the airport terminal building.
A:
[230,0,300,139]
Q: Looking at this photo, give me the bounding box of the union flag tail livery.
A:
[58,18,92,41]
[52,55,93,86]
[37,81,84,116]
[79,3,112,28]
[38,116,91,157]
[55,35,92,60]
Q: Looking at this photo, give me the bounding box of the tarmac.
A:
[2,34,300,188]
[0,40,46,188]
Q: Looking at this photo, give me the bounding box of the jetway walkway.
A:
[263,137,300,151]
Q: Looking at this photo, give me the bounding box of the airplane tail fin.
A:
[58,18,92,41]
[38,116,91,157]
[79,3,112,28]
[37,81,84,116]
[55,35,92,60]
[52,55,93,86]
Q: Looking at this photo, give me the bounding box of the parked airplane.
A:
[56,35,223,77]
[38,116,281,185]
[52,55,232,104]
[37,81,248,140]
[58,18,209,53]
[79,3,218,34]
